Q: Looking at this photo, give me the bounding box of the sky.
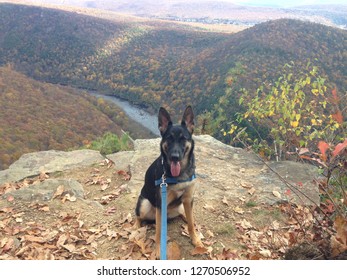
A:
[15,0,347,8]
[36,0,347,7]
[229,0,347,7]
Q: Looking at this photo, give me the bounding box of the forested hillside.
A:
[0,3,346,168]
[0,66,154,169]
[1,3,346,114]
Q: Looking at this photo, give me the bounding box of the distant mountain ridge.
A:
[4,0,347,28]
[0,2,346,169]
[0,3,345,111]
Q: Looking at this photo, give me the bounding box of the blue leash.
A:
[160,175,168,260]
[157,157,197,260]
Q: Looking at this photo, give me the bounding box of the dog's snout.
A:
[170,152,180,162]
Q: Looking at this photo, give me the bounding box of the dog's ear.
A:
[158,107,172,135]
[181,106,194,134]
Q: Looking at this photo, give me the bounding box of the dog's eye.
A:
[181,133,189,140]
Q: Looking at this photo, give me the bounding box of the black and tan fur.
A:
[135,106,203,258]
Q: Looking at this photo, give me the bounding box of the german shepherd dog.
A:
[135,106,203,258]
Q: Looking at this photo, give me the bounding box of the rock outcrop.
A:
[0,150,104,185]
[1,135,320,205]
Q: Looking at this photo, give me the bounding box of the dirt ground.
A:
[0,159,318,260]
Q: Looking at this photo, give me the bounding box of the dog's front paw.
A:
[155,246,161,260]
[132,217,142,229]
[192,236,204,248]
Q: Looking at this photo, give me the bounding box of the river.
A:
[90,93,160,136]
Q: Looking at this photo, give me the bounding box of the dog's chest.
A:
[167,181,195,200]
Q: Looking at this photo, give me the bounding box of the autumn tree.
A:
[237,62,345,158]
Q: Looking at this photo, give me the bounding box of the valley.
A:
[0,2,346,168]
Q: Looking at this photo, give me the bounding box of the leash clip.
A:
[160,157,168,189]
[160,174,168,189]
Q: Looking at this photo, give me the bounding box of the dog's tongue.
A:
[170,162,181,177]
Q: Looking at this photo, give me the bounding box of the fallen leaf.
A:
[285,189,291,196]
[1,238,14,253]
[298,148,310,155]
[105,207,117,215]
[117,170,131,180]
[129,227,146,242]
[331,215,347,257]
[52,185,65,199]
[12,212,24,218]
[42,230,59,242]
[203,204,215,211]
[272,190,282,199]
[181,224,189,237]
[91,242,98,249]
[121,213,133,224]
[106,228,119,240]
[191,246,209,256]
[78,220,84,228]
[259,249,271,258]
[119,184,128,193]
[101,184,109,191]
[240,219,253,229]
[39,206,50,212]
[167,241,181,260]
[248,187,256,195]
[248,253,261,260]
[24,235,45,243]
[86,235,96,244]
[234,206,244,214]
[64,194,77,202]
[222,196,229,206]
[62,244,76,253]
[240,182,252,189]
[206,230,215,238]
[216,248,238,260]
[0,207,13,213]
[56,234,67,247]
[39,172,49,180]
[0,237,9,248]
[334,215,347,245]
[7,195,14,202]
[331,236,347,258]
[271,220,280,230]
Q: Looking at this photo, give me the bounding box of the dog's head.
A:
[158,106,195,177]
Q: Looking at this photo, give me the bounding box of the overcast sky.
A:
[228,0,346,7]
[45,0,347,7]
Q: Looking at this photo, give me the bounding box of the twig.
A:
[274,140,279,162]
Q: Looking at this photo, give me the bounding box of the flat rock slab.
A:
[2,179,85,202]
[106,151,135,172]
[0,150,104,185]
[0,136,320,206]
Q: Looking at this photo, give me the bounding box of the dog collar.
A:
[154,174,196,186]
